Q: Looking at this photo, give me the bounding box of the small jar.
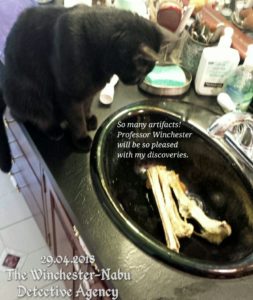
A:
[180,31,217,77]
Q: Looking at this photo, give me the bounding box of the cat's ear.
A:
[136,44,159,62]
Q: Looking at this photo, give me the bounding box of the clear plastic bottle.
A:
[222,44,253,111]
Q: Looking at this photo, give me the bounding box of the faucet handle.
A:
[208,111,253,168]
[208,112,253,138]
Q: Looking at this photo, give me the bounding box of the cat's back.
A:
[4,6,67,66]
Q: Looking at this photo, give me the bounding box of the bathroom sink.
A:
[91,99,253,278]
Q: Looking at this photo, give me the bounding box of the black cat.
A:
[0,4,163,173]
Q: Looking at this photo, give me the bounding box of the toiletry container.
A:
[156,0,183,32]
[195,27,240,96]
[220,44,253,111]
[180,32,212,77]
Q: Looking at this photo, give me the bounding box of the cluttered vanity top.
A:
[21,82,253,300]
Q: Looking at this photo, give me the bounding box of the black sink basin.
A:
[91,100,253,278]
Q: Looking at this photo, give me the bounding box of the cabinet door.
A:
[45,186,75,292]
[73,232,112,300]
[43,173,112,300]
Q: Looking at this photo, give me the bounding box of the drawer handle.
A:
[12,154,24,163]
[73,226,79,237]
[3,117,15,128]
[16,183,29,192]
[10,170,22,176]
[74,226,100,273]
[8,140,16,144]
[9,174,28,192]
[3,118,9,128]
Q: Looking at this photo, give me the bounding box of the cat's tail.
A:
[0,89,12,173]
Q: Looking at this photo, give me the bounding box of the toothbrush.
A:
[175,5,195,36]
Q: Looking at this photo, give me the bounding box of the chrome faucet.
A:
[208,112,253,168]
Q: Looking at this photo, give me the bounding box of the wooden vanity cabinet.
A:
[43,175,111,299]
[3,110,111,300]
[4,111,47,242]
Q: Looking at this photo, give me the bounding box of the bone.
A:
[167,171,232,245]
[157,166,194,238]
[147,166,180,252]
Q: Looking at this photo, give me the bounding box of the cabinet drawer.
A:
[14,154,44,214]
[4,111,41,180]
[5,125,15,143]
[9,141,24,162]
[11,170,41,216]
[11,168,47,240]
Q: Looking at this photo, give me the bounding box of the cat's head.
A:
[117,43,160,85]
[107,13,163,85]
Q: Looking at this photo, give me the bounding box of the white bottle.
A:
[195,27,240,96]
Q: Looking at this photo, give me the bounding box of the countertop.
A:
[24,83,253,300]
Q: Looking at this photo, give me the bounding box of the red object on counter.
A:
[157,1,183,32]
[200,5,253,59]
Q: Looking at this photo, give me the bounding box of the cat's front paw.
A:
[87,115,97,131]
[72,135,92,152]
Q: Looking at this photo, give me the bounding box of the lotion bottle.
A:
[195,27,240,96]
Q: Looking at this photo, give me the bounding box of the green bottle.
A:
[223,45,253,112]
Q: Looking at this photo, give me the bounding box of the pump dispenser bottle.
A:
[219,44,253,112]
[195,27,240,96]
